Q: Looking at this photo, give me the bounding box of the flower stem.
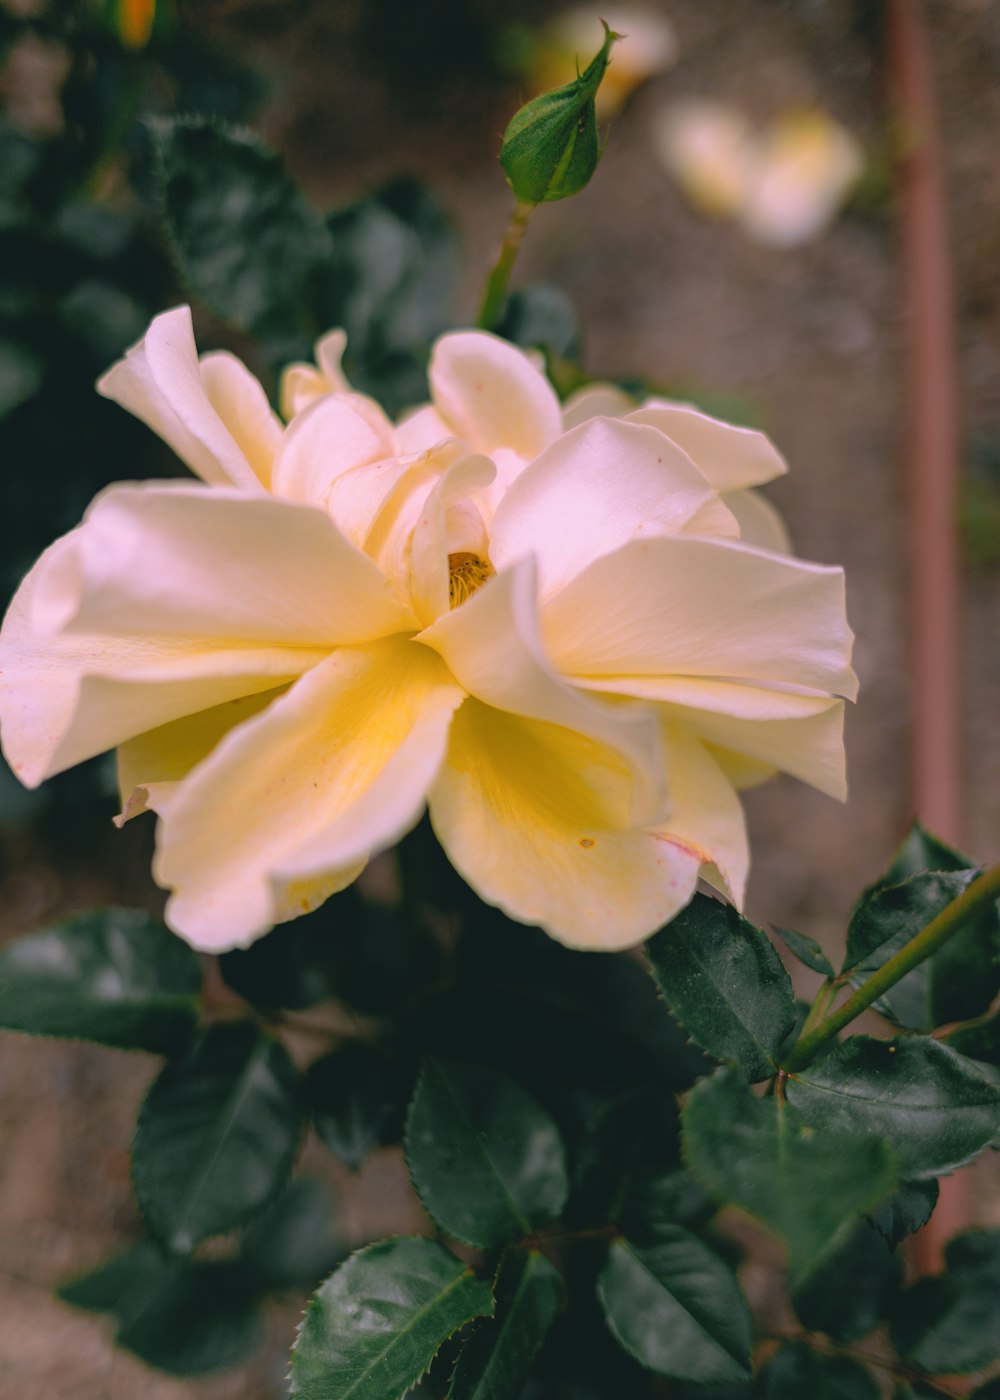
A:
[781,864,1000,1073]
[477,199,537,330]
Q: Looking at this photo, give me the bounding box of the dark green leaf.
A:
[881,821,972,882]
[291,1237,494,1400]
[772,925,835,978]
[405,1058,567,1249]
[495,284,581,362]
[448,1249,563,1399]
[309,1042,409,1170]
[645,893,797,1082]
[132,1022,303,1253]
[218,894,361,1010]
[0,336,43,418]
[597,1224,752,1383]
[60,1243,261,1376]
[945,1015,1000,1065]
[869,1179,939,1249]
[785,1035,1000,1178]
[500,23,618,203]
[792,1221,899,1341]
[0,909,201,1052]
[568,1087,680,1228]
[761,1342,878,1399]
[682,1067,897,1284]
[890,1229,1000,1373]
[240,1178,342,1293]
[154,118,331,363]
[972,1382,1000,1399]
[844,870,1000,1031]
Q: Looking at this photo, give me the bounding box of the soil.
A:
[2,0,999,1394]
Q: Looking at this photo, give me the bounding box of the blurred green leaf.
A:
[308,1041,410,1171]
[760,1342,878,1399]
[219,891,359,1011]
[771,925,835,978]
[291,1237,493,1399]
[449,1249,563,1400]
[868,1179,939,1249]
[646,893,796,1082]
[0,337,44,418]
[786,1035,1000,1178]
[60,1243,262,1376]
[239,1177,342,1293]
[792,1220,899,1341]
[496,284,581,362]
[682,1067,897,1285]
[890,1230,1000,1373]
[568,1087,691,1230]
[133,1022,303,1253]
[0,908,201,1052]
[597,1224,752,1383]
[405,1058,567,1249]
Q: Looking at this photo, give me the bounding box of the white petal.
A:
[407,452,496,625]
[490,417,738,601]
[428,330,562,460]
[722,487,792,552]
[429,700,701,951]
[36,481,414,647]
[97,306,269,492]
[279,328,351,420]
[626,402,787,491]
[155,637,463,950]
[658,724,749,906]
[269,390,399,519]
[560,382,634,429]
[542,535,857,701]
[417,557,667,826]
[197,351,283,491]
[395,404,452,454]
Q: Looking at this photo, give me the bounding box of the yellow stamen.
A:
[448,552,493,608]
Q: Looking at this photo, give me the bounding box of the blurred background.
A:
[0,0,998,1394]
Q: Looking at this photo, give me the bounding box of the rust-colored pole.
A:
[886,0,965,1268]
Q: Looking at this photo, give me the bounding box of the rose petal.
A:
[626,402,787,491]
[279,328,351,419]
[428,330,562,460]
[658,723,749,905]
[269,390,399,520]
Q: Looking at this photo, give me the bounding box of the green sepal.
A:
[132,1021,303,1254]
[645,893,797,1082]
[682,1067,898,1285]
[889,1229,1000,1374]
[597,1224,752,1383]
[785,1035,1000,1178]
[448,1249,563,1399]
[499,22,620,203]
[290,1237,494,1400]
[405,1057,568,1249]
[0,908,201,1053]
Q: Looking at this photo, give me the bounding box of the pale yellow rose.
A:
[0,306,856,953]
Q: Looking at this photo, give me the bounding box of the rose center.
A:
[448,552,493,608]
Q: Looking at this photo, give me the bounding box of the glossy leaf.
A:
[60,1243,261,1376]
[597,1224,752,1383]
[132,1022,303,1253]
[448,1249,563,1399]
[0,909,201,1052]
[785,1035,1000,1178]
[761,1342,879,1399]
[308,1042,409,1170]
[240,1178,342,1293]
[792,1221,899,1342]
[682,1067,897,1284]
[869,1179,939,1250]
[290,1237,494,1399]
[890,1230,1000,1373]
[845,867,1000,1031]
[772,925,835,978]
[405,1058,567,1249]
[646,893,797,1082]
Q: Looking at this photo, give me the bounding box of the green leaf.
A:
[218,895,359,1010]
[132,1022,303,1253]
[597,1224,752,1383]
[568,1087,680,1228]
[946,1016,1000,1065]
[405,1058,567,1249]
[0,336,43,418]
[153,118,331,364]
[499,22,619,203]
[448,1250,563,1399]
[869,1179,939,1249]
[60,1243,261,1376]
[0,909,202,1052]
[772,926,835,978]
[761,1342,879,1399]
[308,1042,409,1170]
[495,284,581,362]
[240,1178,342,1293]
[682,1067,897,1285]
[785,1035,1000,1178]
[291,1237,494,1400]
[645,893,797,1082]
[881,821,972,882]
[890,1229,1000,1373]
[792,1221,899,1341]
[972,1382,1000,1399]
[844,869,1000,1031]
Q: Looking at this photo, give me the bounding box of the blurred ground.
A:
[1,0,999,1394]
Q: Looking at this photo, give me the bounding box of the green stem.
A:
[477,199,537,330]
[782,864,1000,1073]
[794,976,840,1042]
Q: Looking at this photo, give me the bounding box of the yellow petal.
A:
[658,724,749,906]
[429,701,701,951]
[279,328,350,419]
[154,637,464,950]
